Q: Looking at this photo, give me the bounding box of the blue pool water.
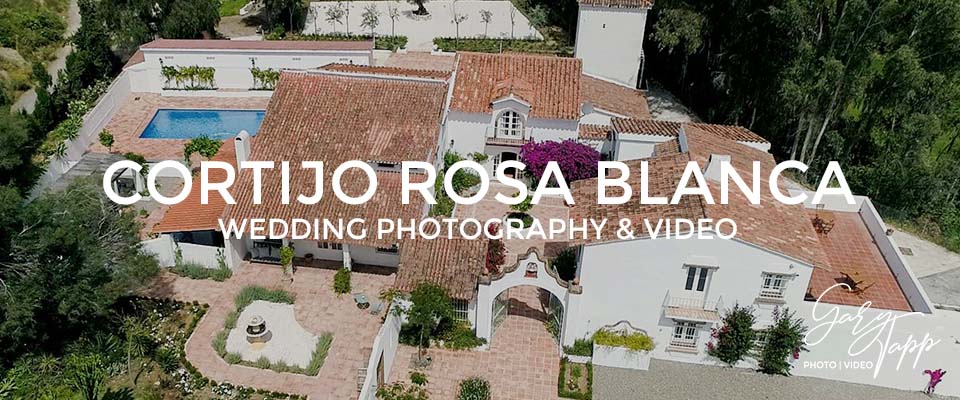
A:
[139,109,266,140]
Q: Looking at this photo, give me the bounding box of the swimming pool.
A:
[139,109,266,140]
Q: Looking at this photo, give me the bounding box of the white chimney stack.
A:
[235,130,251,165]
[704,154,731,182]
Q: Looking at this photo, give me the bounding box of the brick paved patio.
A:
[143,263,393,399]
[91,93,270,160]
[388,286,561,400]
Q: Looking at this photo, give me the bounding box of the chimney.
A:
[678,125,690,153]
[704,154,730,182]
[235,130,251,165]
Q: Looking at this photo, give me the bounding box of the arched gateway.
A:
[475,248,583,345]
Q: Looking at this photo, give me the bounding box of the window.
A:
[452,299,469,322]
[376,245,399,254]
[684,266,709,292]
[495,110,524,138]
[172,230,225,248]
[753,329,769,351]
[760,273,788,299]
[671,322,698,348]
[318,242,343,251]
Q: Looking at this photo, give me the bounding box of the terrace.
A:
[90,93,270,161]
[143,263,394,399]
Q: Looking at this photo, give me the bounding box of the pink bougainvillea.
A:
[520,140,600,183]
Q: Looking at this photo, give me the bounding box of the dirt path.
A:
[11,0,81,114]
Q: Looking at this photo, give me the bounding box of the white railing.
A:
[662,290,723,312]
[758,287,785,301]
[357,306,403,400]
[669,335,698,349]
[485,126,532,142]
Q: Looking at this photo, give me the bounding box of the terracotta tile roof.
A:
[612,118,682,136]
[319,63,451,80]
[140,38,373,51]
[806,210,911,311]
[225,71,447,247]
[123,50,145,70]
[451,52,582,120]
[579,124,611,140]
[579,0,654,8]
[689,123,769,144]
[570,153,707,243]
[581,75,651,119]
[572,124,825,268]
[154,141,236,233]
[612,118,770,144]
[396,237,488,300]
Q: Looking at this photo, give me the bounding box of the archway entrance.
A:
[490,285,564,344]
[494,151,519,178]
[475,248,581,348]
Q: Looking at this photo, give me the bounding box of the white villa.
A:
[45,0,955,397]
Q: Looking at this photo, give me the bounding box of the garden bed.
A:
[278,33,408,51]
[558,358,593,400]
[433,37,573,56]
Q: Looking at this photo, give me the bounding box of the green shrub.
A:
[170,262,232,282]
[234,285,295,309]
[441,321,486,350]
[224,310,239,330]
[333,268,351,295]
[409,371,428,386]
[212,330,228,355]
[183,135,222,162]
[592,330,654,352]
[376,382,429,400]
[282,33,408,50]
[552,248,577,281]
[707,304,757,365]
[432,37,572,56]
[305,333,334,375]
[558,359,593,400]
[563,338,594,357]
[255,356,271,369]
[98,129,114,151]
[758,307,808,375]
[457,377,491,400]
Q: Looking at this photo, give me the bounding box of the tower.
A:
[574,0,652,89]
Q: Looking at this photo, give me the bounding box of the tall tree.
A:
[160,0,220,39]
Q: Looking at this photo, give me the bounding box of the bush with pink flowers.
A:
[519,140,600,183]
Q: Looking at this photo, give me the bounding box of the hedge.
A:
[432,37,573,56]
[280,33,408,51]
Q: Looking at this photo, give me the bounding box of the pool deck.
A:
[91,93,271,161]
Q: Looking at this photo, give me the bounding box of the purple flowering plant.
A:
[519,140,600,183]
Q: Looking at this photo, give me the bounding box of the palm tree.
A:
[325,3,346,34]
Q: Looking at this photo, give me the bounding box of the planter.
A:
[564,354,592,364]
[592,343,651,371]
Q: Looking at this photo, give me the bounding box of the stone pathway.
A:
[388,286,560,399]
[144,264,394,399]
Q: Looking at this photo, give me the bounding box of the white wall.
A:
[142,235,176,267]
[575,5,648,88]
[569,232,814,364]
[351,244,400,267]
[131,48,371,92]
[32,71,133,197]
[444,111,580,157]
[857,199,933,313]
[358,308,403,400]
[613,132,674,161]
[177,241,225,268]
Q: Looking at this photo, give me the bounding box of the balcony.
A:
[485,126,532,147]
[756,287,786,304]
[662,291,723,323]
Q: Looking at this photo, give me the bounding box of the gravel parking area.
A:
[595,359,958,400]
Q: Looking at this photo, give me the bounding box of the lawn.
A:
[220,0,247,17]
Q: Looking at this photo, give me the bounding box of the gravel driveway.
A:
[594,359,957,400]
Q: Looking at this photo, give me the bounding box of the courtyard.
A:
[387,285,561,400]
[143,263,394,399]
[304,1,542,50]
